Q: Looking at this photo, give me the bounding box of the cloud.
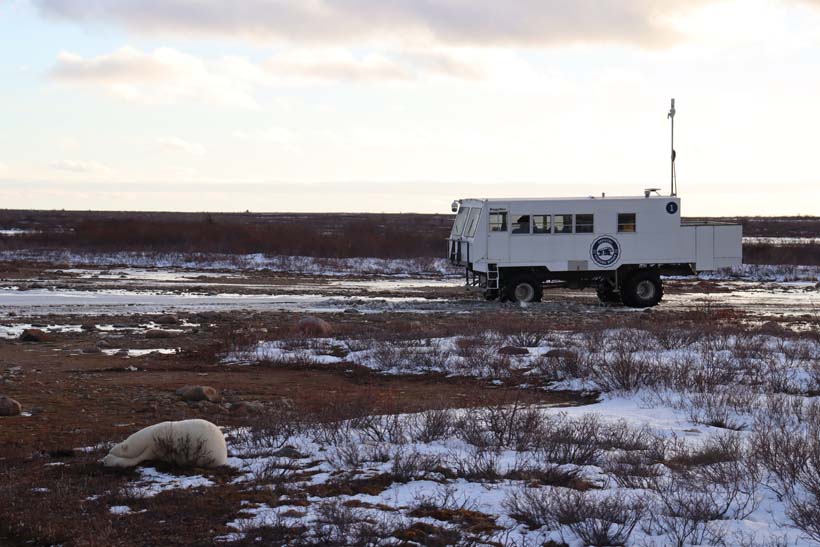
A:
[50,159,113,174]
[51,47,263,108]
[232,127,298,144]
[37,0,713,48]
[156,137,206,156]
[50,45,483,105]
[265,48,483,82]
[0,162,7,175]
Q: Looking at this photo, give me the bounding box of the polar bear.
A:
[102,419,227,468]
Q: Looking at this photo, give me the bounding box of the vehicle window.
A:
[451,207,470,236]
[618,213,636,233]
[532,215,551,234]
[511,215,530,234]
[554,214,573,234]
[465,208,482,237]
[489,211,508,232]
[575,214,594,234]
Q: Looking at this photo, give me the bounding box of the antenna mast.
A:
[668,98,677,196]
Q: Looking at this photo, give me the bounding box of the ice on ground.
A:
[0,323,84,339]
[100,348,177,357]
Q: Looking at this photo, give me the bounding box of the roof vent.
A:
[644,188,661,198]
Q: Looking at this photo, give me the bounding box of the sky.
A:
[1,0,819,215]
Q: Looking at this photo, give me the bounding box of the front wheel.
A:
[621,270,663,308]
[504,275,543,303]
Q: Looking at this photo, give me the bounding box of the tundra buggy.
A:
[447,194,742,308]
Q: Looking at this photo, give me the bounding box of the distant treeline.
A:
[743,242,820,266]
[0,215,451,258]
[1,210,819,263]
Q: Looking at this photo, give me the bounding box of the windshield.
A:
[450,206,470,236]
[464,208,482,237]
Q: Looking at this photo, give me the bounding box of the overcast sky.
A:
[1,0,819,214]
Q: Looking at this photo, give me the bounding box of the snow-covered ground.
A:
[106,394,820,545]
[744,236,820,245]
[0,251,459,277]
[706,264,820,282]
[0,228,39,236]
[194,328,820,546]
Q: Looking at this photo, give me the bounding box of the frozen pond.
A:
[666,281,820,317]
[325,278,463,289]
[0,279,818,318]
[0,287,439,316]
[50,268,246,282]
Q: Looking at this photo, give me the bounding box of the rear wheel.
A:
[621,270,663,308]
[504,275,543,303]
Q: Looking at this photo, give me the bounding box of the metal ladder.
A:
[487,263,499,290]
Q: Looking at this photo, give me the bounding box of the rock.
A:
[293,316,332,337]
[155,314,179,325]
[115,349,129,357]
[96,339,113,349]
[815,281,820,290]
[759,321,784,334]
[196,312,220,322]
[176,385,220,402]
[272,445,305,459]
[80,322,97,331]
[19,329,49,342]
[81,346,102,354]
[545,349,577,360]
[230,401,264,415]
[145,329,174,339]
[498,346,529,356]
[343,308,361,314]
[0,396,22,416]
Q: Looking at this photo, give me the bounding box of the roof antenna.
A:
[668,98,677,196]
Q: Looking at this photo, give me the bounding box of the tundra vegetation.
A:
[1,211,820,545]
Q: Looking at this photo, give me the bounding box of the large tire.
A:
[621,270,663,308]
[504,275,543,303]
[596,282,622,305]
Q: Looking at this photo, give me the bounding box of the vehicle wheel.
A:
[505,275,543,303]
[621,270,663,308]
[596,282,622,305]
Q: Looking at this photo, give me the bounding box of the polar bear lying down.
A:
[102,419,227,468]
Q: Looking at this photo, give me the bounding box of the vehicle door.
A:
[487,207,510,262]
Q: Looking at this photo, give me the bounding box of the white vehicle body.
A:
[447,194,742,307]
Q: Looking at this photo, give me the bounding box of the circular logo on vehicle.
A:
[590,236,621,267]
[666,201,678,214]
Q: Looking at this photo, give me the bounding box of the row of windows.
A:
[489,212,637,234]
